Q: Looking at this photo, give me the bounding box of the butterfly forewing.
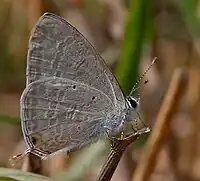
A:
[21,13,126,157]
[26,13,124,106]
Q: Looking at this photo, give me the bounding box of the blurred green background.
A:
[0,0,200,181]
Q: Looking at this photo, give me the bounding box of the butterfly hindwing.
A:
[21,77,119,155]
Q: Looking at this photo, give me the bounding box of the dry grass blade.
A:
[132,68,188,181]
[21,154,42,174]
[96,133,139,181]
[28,0,44,31]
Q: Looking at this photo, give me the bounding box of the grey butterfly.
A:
[20,12,153,160]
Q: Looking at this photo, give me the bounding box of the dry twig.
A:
[132,68,188,181]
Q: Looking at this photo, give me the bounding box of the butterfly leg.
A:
[105,131,116,148]
[130,111,152,134]
[105,131,125,149]
[105,130,126,147]
[131,120,138,133]
[130,123,151,135]
[120,131,124,140]
[104,117,126,143]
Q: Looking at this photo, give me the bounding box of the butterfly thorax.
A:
[104,106,127,133]
[103,96,140,133]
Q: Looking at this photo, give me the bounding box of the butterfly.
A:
[19,12,154,160]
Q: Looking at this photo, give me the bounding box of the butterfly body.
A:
[20,13,145,159]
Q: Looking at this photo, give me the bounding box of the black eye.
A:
[128,98,137,109]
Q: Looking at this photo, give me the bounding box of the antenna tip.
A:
[152,57,157,64]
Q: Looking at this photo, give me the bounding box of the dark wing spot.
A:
[31,137,37,144]
[31,133,42,146]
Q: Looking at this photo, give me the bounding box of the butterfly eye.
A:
[128,97,138,109]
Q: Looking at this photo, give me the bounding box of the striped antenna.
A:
[129,57,157,97]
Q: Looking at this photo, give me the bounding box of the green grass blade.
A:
[0,168,52,181]
[0,115,20,127]
[0,177,20,181]
[178,0,200,37]
[115,0,151,95]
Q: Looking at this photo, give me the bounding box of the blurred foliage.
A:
[0,177,20,181]
[56,141,107,181]
[0,168,52,181]
[116,0,152,95]
[0,1,13,91]
[178,0,200,36]
[0,115,20,127]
